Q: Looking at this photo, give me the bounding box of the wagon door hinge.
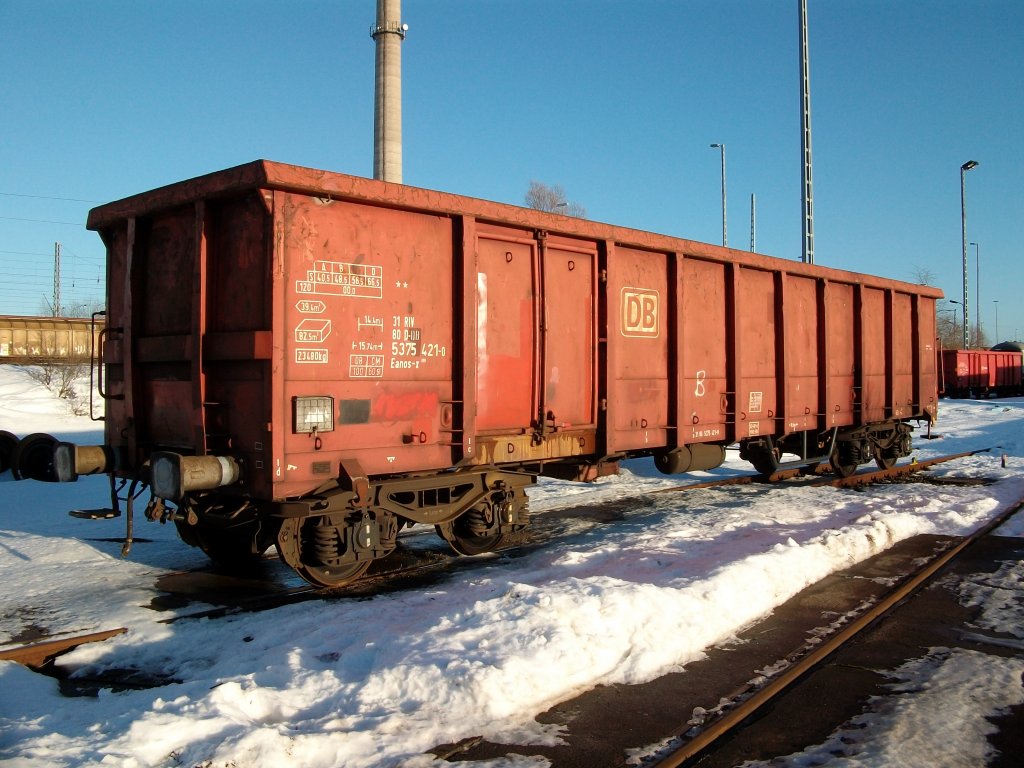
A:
[532,409,557,445]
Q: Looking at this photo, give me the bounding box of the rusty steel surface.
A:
[87,159,943,505]
[0,627,126,669]
[940,348,1024,397]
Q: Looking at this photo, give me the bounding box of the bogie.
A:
[435,485,530,556]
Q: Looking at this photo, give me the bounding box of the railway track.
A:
[647,488,1024,768]
[427,481,1024,766]
[0,448,1000,681]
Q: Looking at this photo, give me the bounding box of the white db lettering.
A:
[621,288,660,337]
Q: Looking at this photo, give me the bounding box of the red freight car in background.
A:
[24,161,940,586]
[939,349,1024,398]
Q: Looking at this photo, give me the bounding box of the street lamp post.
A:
[960,160,979,348]
[993,300,999,344]
[970,242,980,346]
[710,143,727,247]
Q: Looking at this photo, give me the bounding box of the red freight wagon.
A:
[46,161,941,586]
[939,349,1023,398]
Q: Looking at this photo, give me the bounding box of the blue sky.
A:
[2,1,1021,340]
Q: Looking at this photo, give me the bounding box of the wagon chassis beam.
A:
[271,467,534,526]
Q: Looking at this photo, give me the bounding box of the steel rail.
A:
[0,628,127,669]
[649,490,1024,768]
[649,448,989,495]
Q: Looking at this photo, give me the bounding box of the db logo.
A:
[621,288,660,337]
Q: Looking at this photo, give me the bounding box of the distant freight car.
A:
[939,348,1023,398]
[25,161,939,587]
[0,315,102,364]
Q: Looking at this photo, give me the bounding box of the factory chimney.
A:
[371,0,406,183]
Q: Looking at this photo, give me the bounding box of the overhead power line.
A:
[0,191,100,203]
[0,249,54,257]
[0,215,84,226]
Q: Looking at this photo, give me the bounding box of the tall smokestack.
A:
[371,0,406,183]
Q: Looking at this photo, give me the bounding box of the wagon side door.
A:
[605,245,670,452]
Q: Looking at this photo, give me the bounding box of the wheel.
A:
[741,438,780,475]
[0,431,18,474]
[436,502,506,556]
[12,432,58,481]
[275,515,376,588]
[175,520,277,570]
[830,447,859,478]
[874,449,897,470]
[745,444,779,475]
[293,557,371,588]
[748,451,778,476]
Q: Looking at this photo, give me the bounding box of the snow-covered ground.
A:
[1,364,1022,767]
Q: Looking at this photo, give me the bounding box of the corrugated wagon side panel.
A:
[997,352,1023,389]
[100,224,129,451]
[735,267,777,440]
[273,193,455,494]
[780,273,820,433]
[914,296,938,418]
[680,257,729,444]
[202,193,275,499]
[96,193,277,488]
[542,236,597,430]
[823,281,856,428]
[890,292,915,418]
[473,224,537,433]
[859,287,887,424]
[606,244,670,452]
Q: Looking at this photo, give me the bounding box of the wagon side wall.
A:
[88,160,943,502]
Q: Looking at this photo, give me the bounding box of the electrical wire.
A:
[0,192,100,204]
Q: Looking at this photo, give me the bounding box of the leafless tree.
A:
[525,181,586,218]
[937,300,989,350]
[911,265,936,286]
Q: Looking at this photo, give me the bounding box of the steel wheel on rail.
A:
[829,446,859,478]
[436,501,507,556]
[874,449,898,470]
[747,448,779,476]
[275,516,373,588]
[175,519,278,571]
[293,556,372,589]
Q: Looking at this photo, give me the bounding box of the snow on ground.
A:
[1,364,1023,767]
